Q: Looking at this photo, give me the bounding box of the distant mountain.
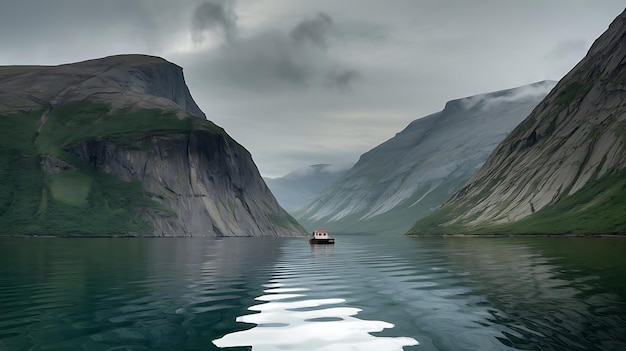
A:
[294,81,556,234]
[0,55,305,237]
[264,163,351,211]
[408,9,626,235]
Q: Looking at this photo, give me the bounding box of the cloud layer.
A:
[0,0,624,177]
[192,0,238,43]
[188,2,360,92]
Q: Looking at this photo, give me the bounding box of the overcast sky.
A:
[1,1,624,177]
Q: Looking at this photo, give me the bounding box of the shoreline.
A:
[3,233,625,239]
[406,233,626,238]
[0,234,308,239]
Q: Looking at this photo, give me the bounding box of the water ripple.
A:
[213,240,419,350]
[2,236,626,350]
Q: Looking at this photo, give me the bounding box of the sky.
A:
[0,1,624,177]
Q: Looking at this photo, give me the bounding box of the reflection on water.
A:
[1,236,625,350]
[435,237,626,350]
[0,237,281,351]
[214,256,418,350]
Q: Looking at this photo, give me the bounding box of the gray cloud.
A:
[290,12,335,49]
[203,31,315,89]
[192,1,238,44]
[326,69,360,90]
[192,9,360,92]
[0,0,195,63]
[461,80,557,111]
[1,0,625,177]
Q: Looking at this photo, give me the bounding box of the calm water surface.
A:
[1,235,625,350]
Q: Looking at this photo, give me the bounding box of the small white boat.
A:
[309,229,335,244]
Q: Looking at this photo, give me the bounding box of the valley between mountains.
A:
[2,10,626,237]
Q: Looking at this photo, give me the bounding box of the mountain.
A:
[0,54,304,237]
[264,163,351,211]
[408,9,626,235]
[294,81,556,234]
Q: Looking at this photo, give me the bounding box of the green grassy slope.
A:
[407,168,626,235]
[0,101,220,236]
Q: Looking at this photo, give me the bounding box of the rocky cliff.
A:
[294,81,555,234]
[0,54,304,236]
[0,55,205,118]
[408,9,626,235]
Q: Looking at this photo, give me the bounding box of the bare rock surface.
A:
[294,81,555,234]
[409,9,626,234]
[0,55,304,237]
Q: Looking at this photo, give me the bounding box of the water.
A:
[1,235,625,351]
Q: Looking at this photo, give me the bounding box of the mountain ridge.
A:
[0,54,206,119]
[0,54,305,237]
[294,81,556,234]
[408,9,626,235]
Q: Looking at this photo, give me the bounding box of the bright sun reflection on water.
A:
[213,282,418,350]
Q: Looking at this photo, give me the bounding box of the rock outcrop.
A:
[0,54,304,237]
[408,9,626,235]
[0,55,205,118]
[294,81,555,234]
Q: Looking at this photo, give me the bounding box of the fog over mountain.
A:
[264,163,351,211]
[294,81,556,234]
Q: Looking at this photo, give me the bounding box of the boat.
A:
[309,229,335,244]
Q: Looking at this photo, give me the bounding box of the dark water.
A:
[1,235,625,351]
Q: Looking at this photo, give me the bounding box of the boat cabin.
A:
[310,229,334,244]
[312,229,329,239]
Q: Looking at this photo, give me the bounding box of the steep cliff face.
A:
[294,82,555,234]
[408,9,626,235]
[66,129,299,237]
[0,55,304,236]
